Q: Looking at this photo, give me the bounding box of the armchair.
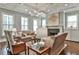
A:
[4,31,26,55]
[39,33,68,55]
[50,32,68,55]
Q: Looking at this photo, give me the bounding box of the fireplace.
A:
[48,29,59,36]
[36,25,63,38]
[47,25,63,36]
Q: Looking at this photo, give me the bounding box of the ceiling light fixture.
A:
[47,10,50,12]
[18,3,24,5]
[29,11,34,16]
[64,4,68,7]
[36,14,39,17]
[37,12,46,18]
[25,9,28,11]
[34,10,37,13]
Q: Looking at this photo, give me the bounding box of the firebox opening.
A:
[48,29,60,36]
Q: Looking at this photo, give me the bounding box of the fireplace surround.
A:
[48,29,59,36]
[36,25,64,38]
[47,25,64,36]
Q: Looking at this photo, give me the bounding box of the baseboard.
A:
[66,40,79,43]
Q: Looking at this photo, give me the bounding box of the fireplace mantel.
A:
[36,25,64,38]
[46,25,63,28]
[46,25,64,36]
[46,25,64,32]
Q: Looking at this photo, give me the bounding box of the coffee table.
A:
[26,42,50,55]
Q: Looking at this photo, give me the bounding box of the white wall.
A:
[2,7,79,42]
[59,10,79,42]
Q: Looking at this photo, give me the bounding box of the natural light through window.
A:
[3,14,13,35]
[21,17,28,31]
[33,19,38,31]
[42,19,46,27]
[67,15,77,29]
[3,14,13,30]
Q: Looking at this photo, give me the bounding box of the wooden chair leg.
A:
[60,50,65,55]
[48,48,51,55]
[25,50,26,55]
[27,47,29,55]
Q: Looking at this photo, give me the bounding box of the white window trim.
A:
[2,14,14,36]
[2,14,14,30]
[33,19,38,31]
[21,17,28,31]
[42,19,46,27]
[66,14,78,30]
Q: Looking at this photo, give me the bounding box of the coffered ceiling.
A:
[0,3,78,17]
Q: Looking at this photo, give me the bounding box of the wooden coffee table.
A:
[26,42,50,55]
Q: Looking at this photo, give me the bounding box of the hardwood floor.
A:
[65,40,79,55]
[0,40,79,55]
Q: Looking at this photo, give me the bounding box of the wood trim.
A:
[57,44,67,55]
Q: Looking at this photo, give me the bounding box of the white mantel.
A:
[46,25,64,33]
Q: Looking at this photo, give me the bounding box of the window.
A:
[67,15,77,29]
[33,19,38,31]
[3,14,13,30]
[3,14,13,35]
[21,17,28,31]
[42,19,46,27]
